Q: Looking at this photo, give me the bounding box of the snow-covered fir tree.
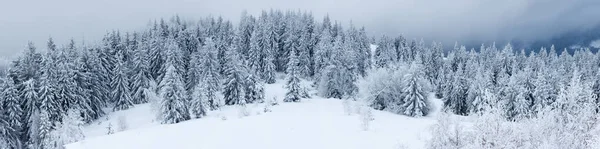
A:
[244,73,265,104]
[401,62,430,117]
[1,78,23,149]
[198,38,222,110]
[284,50,302,102]
[131,39,152,104]
[112,52,134,111]
[223,46,248,105]
[158,64,191,124]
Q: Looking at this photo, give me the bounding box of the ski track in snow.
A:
[67,80,443,149]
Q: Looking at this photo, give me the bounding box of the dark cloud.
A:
[1,0,599,56]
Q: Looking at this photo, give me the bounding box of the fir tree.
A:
[38,55,61,124]
[244,74,265,104]
[223,47,247,105]
[159,64,191,124]
[22,79,38,148]
[1,79,23,149]
[401,62,430,117]
[199,38,222,110]
[112,52,134,111]
[131,40,151,104]
[190,84,207,119]
[285,50,302,102]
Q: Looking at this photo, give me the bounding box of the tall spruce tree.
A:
[284,50,302,102]
[223,46,247,105]
[401,62,430,117]
[199,38,222,110]
[112,52,134,111]
[1,79,23,148]
[159,64,191,124]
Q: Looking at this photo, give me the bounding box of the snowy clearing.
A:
[67,81,443,149]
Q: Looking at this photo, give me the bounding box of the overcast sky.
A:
[1,0,599,57]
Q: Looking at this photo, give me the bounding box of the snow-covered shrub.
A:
[264,97,277,113]
[357,65,405,111]
[146,80,162,122]
[342,98,353,115]
[43,109,86,149]
[117,115,129,132]
[238,100,250,118]
[426,78,600,149]
[358,62,431,117]
[426,112,469,149]
[106,122,114,135]
[358,102,374,131]
[466,104,517,149]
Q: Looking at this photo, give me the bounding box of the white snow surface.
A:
[67,80,443,149]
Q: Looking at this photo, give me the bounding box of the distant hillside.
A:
[462,24,600,54]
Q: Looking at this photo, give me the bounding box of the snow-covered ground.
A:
[67,80,443,149]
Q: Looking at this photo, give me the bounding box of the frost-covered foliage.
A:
[117,115,129,132]
[357,102,374,131]
[426,112,468,149]
[42,109,85,149]
[357,64,406,111]
[428,84,600,149]
[357,63,431,117]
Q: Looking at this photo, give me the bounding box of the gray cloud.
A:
[1,0,599,57]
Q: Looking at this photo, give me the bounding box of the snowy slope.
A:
[67,80,442,149]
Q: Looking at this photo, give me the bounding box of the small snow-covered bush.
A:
[426,112,469,149]
[106,122,114,135]
[238,100,250,118]
[358,103,374,131]
[357,62,431,117]
[342,98,353,115]
[117,115,129,132]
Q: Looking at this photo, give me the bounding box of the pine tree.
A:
[80,48,108,121]
[199,38,222,110]
[159,64,191,124]
[38,110,53,149]
[131,39,151,104]
[149,35,165,81]
[244,74,265,104]
[285,50,302,102]
[248,27,264,74]
[374,36,395,68]
[38,55,61,124]
[444,64,468,115]
[314,28,332,76]
[1,79,23,149]
[112,52,134,111]
[190,84,207,119]
[401,62,430,117]
[26,108,41,149]
[223,47,247,105]
[22,79,39,148]
[264,53,277,84]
